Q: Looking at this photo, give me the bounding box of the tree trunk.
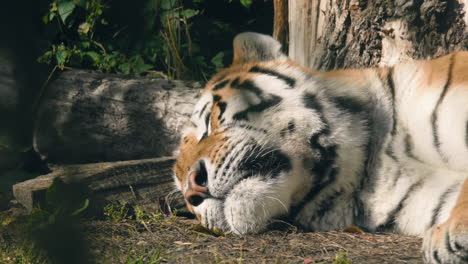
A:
[34,70,201,164]
[286,0,468,71]
[273,0,289,53]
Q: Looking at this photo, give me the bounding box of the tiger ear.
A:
[232,32,286,65]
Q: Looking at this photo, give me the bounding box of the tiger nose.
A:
[185,164,209,207]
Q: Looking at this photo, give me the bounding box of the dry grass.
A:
[84,217,422,264]
[1,207,423,264]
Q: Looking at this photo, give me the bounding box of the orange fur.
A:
[173,132,228,200]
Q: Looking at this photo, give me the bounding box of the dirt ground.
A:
[87,218,423,264]
[1,207,423,264]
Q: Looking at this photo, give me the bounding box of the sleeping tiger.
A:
[173,32,468,264]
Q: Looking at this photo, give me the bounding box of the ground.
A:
[0,206,423,264]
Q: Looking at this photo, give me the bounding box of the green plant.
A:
[103,203,130,222]
[134,205,164,223]
[0,244,48,264]
[3,178,91,264]
[37,0,265,79]
[125,246,164,264]
[332,250,355,264]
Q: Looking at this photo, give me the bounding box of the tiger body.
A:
[173,33,468,263]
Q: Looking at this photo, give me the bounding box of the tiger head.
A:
[173,32,368,234]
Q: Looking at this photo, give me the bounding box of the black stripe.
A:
[200,113,211,140]
[331,96,367,114]
[217,102,227,122]
[430,183,458,227]
[433,250,442,264]
[303,93,323,112]
[385,144,398,161]
[249,66,296,87]
[238,146,292,179]
[387,68,397,136]
[314,189,343,219]
[229,78,282,120]
[404,133,421,161]
[445,230,456,254]
[466,121,468,150]
[287,121,296,133]
[225,123,268,134]
[431,54,455,160]
[290,93,340,218]
[213,79,230,91]
[443,230,468,262]
[214,139,242,180]
[445,221,468,263]
[376,179,424,231]
[280,121,296,138]
[213,95,221,102]
[231,78,263,96]
[290,165,339,219]
[232,95,282,121]
[198,101,209,118]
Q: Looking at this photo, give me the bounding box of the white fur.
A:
[177,33,468,264]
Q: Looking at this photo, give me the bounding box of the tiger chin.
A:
[173,32,468,263]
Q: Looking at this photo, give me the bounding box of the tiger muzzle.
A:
[185,160,210,207]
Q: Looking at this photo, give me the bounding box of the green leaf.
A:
[119,63,131,75]
[48,12,56,22]
[55,49,69,66]
[211,52,225,70]
[77,22,91,35]
[181,9,199,19]
[58,1,76,23]
[135,63,153,73]
[71,199,89,216]
[240,0,253,8]
[84,51,101,63]
[81,41,90,49]
[161,0,177,10]
[73,0,86,8]
[37,50,53,64]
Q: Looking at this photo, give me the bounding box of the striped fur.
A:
[173,33,468,263]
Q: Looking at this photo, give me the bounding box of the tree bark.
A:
[287,0,468,71]
[273,0,289,53]
[34,70,201,164]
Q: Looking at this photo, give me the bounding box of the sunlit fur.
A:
[173,32,468,264]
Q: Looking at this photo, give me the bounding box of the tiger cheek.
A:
[210,102,222,131]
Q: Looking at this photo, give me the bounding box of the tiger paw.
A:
[422,217,468,264]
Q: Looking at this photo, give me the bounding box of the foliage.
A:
[103,203,131,222]
[331,250,355,264]
[125,246,164,264]
[134,204,164,223]
[0,244,48,264]
[104,203,165,223]
[37,0,267,80]
[3,178,91,264]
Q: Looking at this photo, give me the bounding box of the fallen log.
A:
[12,156,186,214]
[34,70,201,164]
